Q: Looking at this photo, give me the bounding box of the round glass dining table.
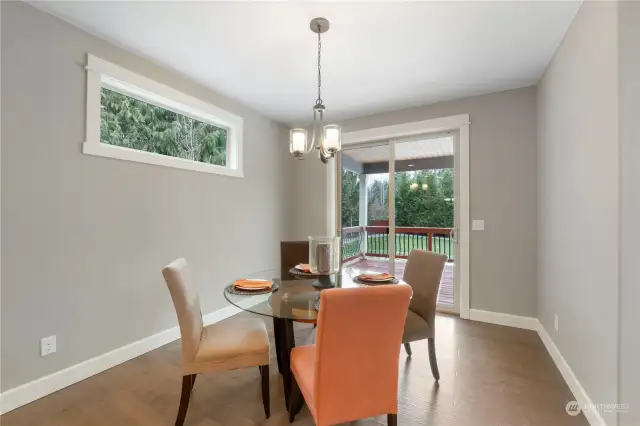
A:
[223,266,407,409]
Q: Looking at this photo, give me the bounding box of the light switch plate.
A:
[472,220,485,231]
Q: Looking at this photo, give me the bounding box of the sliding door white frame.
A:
[388,141,396,273]
[458,124,470,318]
[329,114,471,319]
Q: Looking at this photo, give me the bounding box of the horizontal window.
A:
[83,55,243,177]
[101,88,228,166]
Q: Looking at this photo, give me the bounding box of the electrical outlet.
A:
[41,335,57,357]
[554,313,559,331]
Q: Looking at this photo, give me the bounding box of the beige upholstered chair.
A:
[162,258,271,426]
[401,249,448,381]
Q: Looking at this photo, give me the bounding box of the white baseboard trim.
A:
[469,308,539,330]
[469,309,606,426]
[2,303,606,426]
[0,299,262,414]
[535,321,607,426]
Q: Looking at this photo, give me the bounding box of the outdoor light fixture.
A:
[410,183,429,191]
[289,18,342,164]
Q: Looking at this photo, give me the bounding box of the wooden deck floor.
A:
[350,258,454,309]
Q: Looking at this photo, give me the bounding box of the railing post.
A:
[428,232,433,252]
[359,226,367,258]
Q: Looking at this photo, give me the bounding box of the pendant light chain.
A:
[316,31,323,106]
[289,17,340,162]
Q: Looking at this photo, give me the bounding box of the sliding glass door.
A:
[340,133,459,314]
[340,142,394,275]
[391,136,457,312]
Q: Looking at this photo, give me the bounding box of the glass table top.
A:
[223,267,408,321]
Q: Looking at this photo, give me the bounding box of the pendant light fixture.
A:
[289,17,341,164]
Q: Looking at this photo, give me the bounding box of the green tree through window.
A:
[100,88,227,166]
[342,170,360,227]
[342,169,454,227]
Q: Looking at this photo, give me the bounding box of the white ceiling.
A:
[345,137,453,164]
[31,1,580,125]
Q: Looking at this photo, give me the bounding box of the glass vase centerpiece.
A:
[308,236,340,288]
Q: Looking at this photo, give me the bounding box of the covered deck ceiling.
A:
[342,136,454,174]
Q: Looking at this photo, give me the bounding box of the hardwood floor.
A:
[1,313,588,426]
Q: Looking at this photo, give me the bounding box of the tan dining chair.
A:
[162,258,271,426]
[401,249,448,381]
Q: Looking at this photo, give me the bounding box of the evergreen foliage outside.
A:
[342,169,454,228]
[100,88,227,166]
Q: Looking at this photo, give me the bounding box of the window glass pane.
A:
[341,169,360,228]
[100,88,228,166]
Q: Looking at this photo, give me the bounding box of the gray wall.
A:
[537,2,619,425]
[1,2,289,391]
[286,153,330,239]
[618,2,640,424]
[288,86,538,317]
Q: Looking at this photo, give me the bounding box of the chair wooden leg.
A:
[387,414,398,426]
[289,376,304,423]
[428,338,440,381]
[259,365,271,418]
[403,342,412,357]
[190,374,196,390]
[175,374,195,426]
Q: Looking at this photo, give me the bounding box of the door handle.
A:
[450,228,458,243]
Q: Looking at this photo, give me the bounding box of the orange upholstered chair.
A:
[288,285,413,426]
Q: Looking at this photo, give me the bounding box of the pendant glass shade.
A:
[290,128,307,158]
[323,125,341,153]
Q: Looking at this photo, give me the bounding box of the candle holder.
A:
[308,236,340,289]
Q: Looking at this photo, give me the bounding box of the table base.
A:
[273,317,295,410]
[311,275,335,289]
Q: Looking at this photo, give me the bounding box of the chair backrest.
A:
[313,285,412,425]
[280,241,308,268]
[403,249,447,327]
[162,258,203,366]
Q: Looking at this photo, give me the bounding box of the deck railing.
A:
[341,226,454,262]
[341,226,364,262]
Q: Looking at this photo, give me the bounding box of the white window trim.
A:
[83,54,244,178]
